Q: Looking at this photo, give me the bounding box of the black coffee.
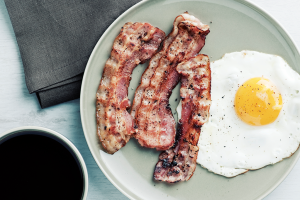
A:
[0,132,84,200]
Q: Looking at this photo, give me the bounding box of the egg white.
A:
[178,50,300,177]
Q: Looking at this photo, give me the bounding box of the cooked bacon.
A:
[96,22,165,154]
[131,13,188,120]
[131,13,210,150]
[153,54,211,182]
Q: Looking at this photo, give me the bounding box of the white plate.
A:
[80,0,300,199]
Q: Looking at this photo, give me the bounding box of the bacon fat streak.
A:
[153,55,211,182]
[96,22,165,154]
[131,13,210,151]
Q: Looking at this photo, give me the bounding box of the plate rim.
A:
[80,0,300,199]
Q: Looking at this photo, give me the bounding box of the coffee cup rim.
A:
[0,126,89,200]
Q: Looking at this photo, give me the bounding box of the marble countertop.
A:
[1,0,300,199]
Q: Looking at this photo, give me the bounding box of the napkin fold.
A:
[5,0,141,108]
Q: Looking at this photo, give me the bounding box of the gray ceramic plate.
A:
[80,0,300,199]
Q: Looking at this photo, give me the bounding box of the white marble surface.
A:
[1,0,300,199]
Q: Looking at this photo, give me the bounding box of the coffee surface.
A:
[0,133,84,200]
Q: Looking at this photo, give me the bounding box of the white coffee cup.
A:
[0,126,89,200]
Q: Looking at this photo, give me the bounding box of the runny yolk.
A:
[234,77,283,126]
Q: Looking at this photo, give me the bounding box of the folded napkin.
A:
[5,0,141,108]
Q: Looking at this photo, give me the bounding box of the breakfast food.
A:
[196,50,300,177]
[154,55,211,182]
[130,13,187,124]
[131,13,210,150]
[96,22,165,154]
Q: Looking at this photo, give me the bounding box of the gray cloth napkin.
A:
[5,0,141,108]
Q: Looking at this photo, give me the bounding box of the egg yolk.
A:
[234,77,282,126]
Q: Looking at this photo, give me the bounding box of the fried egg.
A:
[178,50,300,177]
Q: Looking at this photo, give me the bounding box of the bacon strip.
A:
[153,55,211,182]
[96,22,165,154]
[131,13,210,151]
[131,13,189,120]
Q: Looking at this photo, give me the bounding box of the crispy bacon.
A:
[96,22,165,154]
[153,55,211,182]
[131,13,210,150]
